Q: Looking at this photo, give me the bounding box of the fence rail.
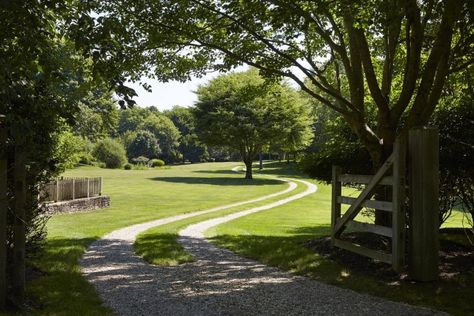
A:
[41,177,102,202]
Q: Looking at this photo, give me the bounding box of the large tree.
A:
[85,0,472,166]
[82,0,472,225]
[194,69,312,179]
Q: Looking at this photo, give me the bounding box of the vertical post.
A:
[331,166,342,245]
[259,152,263,170]
[12,144,26,306]
[72,179,75,200]
[56,179,59,202]
[99,177,102,196]
[87,178,90,198]
[0,115,7,309]
[408,127,439,281]
[392,137,407,272]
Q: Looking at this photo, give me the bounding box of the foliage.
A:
[84,0,473,171]
[72,91,119,141]
[126,130,161,160]
[123,163,132,170]
[117,108,151,135]
[131,156,150,165]
[150,159,165,167]
[431,81,474,227]
[164,106,209,163]
[53,130,87,170]
[139,114,181,163]
[92,138,127,169]
[195,69,313,178]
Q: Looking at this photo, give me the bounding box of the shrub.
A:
[93,138,127,169]
[126,130,161,160]
[124,163,132,170]
[150,159,165,167]
[131,156,150,165]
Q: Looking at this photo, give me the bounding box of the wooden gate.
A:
[331,139,407,272]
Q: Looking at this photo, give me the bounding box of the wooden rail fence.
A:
[42,177,102,202]
[331,138,407,272]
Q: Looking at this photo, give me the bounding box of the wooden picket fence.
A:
[41,177,102,202]
[331,138,407,272]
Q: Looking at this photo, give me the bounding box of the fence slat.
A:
[337,196,393,212]
[41,177,102,202]
[346,220,393,237]
[338,174,394,186]
[333,239,392,264]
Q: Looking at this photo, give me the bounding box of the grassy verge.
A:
[135,179,308,265]
[206,170,473,316]
[26,162,287,315]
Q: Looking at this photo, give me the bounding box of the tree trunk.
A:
[12,144,26,307]
[259,152,263,170]
[0,115,6,310]
[244,158,253,179]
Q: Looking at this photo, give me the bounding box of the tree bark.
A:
[244,158,253,179]
[259,152,263,170]
[0,115,6,310]
[12,143,26,307]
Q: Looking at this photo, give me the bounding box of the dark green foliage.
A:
[123,163,132,170]
[150,159,165,167]
[139,114,181,163]
[93,138,127,169]
[164,107,209,163]
[131,156,149,165]
[431,93,474,227]
[126,130,161,160]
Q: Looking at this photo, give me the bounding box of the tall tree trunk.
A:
[12,144,26,307]
[0,115,6,310]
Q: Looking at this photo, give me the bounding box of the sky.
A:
[128,74,216,111]
[128,66,248,111]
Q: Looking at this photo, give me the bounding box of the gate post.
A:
[408,127,439,281]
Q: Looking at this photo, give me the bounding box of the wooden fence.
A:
[331,138,406,272]
[41,177,102,202]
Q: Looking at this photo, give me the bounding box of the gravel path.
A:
[80,170,447,316]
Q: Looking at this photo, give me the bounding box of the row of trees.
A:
[61,69,313,177]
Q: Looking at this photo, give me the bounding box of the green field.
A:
[28,162,287,315]
[25,162,472,316]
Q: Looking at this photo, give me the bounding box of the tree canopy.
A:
[194,69,313,179]
[83,0,473,167]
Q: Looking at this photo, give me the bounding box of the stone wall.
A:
[42,196,110,215]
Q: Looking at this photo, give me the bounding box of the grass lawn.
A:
[205,164,474,316]
[26,162,287,315]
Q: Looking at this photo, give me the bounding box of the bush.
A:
[131,156,150,165]
[93,138,127,169]
[124,163,132,170]
[150,159,165,167]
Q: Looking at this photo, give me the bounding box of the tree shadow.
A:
[208,225,474,316]
[27,237,113,315]
[149,176,282,186]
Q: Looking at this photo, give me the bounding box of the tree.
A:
[126,130,161,160]
[139,114,181,163]
[84,0,472,224]
[165,106,208,162]
[72,90,119,141]
[194,69,312,179]
[93,138,127,168]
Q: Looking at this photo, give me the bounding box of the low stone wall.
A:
[42,196,110,215]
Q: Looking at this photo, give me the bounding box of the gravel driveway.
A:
[80,174,447,316]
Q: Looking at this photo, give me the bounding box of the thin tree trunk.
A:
[0,115,6,310]
[12,144,26,307]
[259,152,263,170]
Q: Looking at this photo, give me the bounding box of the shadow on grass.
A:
[209,225,474,316]
[27,237,114,315]
[149,176,282,186]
